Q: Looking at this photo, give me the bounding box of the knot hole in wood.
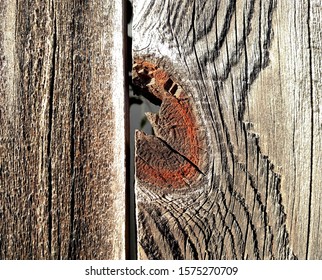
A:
[133,58,209,190]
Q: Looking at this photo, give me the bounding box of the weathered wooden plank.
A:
[133,0,321,259]
[246,0,322,259]
[0,0,127,259]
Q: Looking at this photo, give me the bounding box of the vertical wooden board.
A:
[246,0,322,259]
[0,0,126,259]
[133,0,320,260]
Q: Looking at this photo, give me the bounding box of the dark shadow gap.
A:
[125,0,135,260]
[126,0,159,260]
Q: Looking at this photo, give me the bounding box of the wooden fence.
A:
[0,0,321,259]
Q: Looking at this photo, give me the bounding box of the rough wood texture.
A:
[133,0,321,259]
[0,0,126,259]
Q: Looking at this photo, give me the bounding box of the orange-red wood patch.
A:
[133,59,206,189]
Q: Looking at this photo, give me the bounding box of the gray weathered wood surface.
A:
[133,0,321,259]
[0,0,127,259]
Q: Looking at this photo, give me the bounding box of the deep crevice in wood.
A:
[47,2,57,257]
[306,0,314,259]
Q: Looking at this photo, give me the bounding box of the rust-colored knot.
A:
[133,59,206,189]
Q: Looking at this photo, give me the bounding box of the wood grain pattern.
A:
[133,0,321,259]
[0,0,127,259]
